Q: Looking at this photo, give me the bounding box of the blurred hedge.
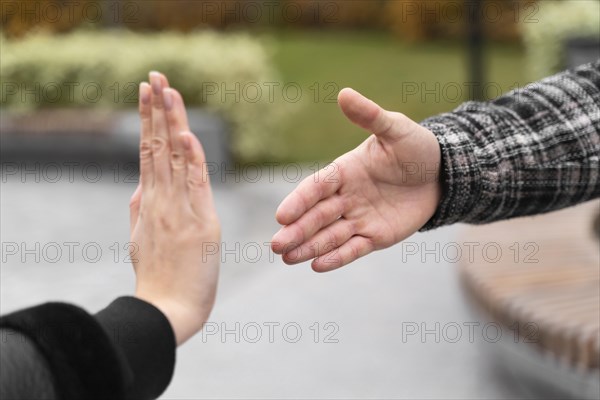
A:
[522,0,600,80]
[0,30,288,160]
[2,0,535,41]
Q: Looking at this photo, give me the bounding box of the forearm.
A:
[421,60,600,229]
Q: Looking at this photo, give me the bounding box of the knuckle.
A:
[347,219,358,235]
[186,169,208,190]
[152,97,164,109]
[140,141,153,159]
[296,188,311,210]
[364,237,376,252]
[335,195,346,216]
[292,224,312,245]
[139,104,151,118]
[313,205,326,225]
[289,224,304,245]
[328,162,341,181]
[170,151,186,170]
[187,174,206,189]
[325,231,337,251]
[393,111,408,121]
[129,198,139,209]
[151,138,168,155]
[158,215,174,231]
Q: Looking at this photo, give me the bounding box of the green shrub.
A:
[522,0,600,80]
[0,29,288,160]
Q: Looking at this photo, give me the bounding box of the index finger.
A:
[275,163,341,225]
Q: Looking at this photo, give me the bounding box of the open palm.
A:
[272,88,442,272]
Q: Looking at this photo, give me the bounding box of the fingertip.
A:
[337,87,356,105]
[275,206,296,226]
[312,257,341,273]
[339,89,378,125]
[271,226,299,254]
[275,206,287,225]
[160,73,170,88]
[282,252,300,266]
[311,259,325,273]
[271,237,283,254]
[149,71,162,95]
[311,258,330,273]
[139,82,151,105]
[148,71,169,90]
[163,87,175,111]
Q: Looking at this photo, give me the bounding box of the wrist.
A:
[134,291,202,346]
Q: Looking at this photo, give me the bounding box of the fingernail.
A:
[149,72,162,95]
[163,89,173,110]
[139,83,150,105]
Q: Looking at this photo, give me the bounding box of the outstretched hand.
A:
[272,88,441,272]
[129,72,220,345]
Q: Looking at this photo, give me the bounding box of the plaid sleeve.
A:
[420,60,600,230]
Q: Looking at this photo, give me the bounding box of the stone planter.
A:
[565,37,600,69]
[0,108,231,170]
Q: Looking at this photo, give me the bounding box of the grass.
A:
[266,30,527,163]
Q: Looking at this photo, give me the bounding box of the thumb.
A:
[338,88,411,141]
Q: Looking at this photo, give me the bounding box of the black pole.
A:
[467,0,485,101]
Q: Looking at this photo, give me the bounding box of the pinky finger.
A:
[129,184,142,235]
[180,132,211,215]
[311,236,374,273]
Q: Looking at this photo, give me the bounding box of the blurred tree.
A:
[384,0,538,42]
[1,0,97,37]
[118,1,388,32]
[283,0,386,29]
[1,0,535,41]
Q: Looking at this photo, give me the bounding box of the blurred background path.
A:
[1,168,561,399]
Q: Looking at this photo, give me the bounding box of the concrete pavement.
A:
[1,165,558,399]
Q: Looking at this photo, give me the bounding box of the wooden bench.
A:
[459,200,599,397]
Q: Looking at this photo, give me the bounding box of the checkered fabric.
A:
[420,60,600,230]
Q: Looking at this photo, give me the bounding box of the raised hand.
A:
[129,72,220,345]
[272,88,442,272]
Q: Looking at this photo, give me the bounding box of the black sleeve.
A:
[0,297,176,400]
[0,328,59,400]
[95,297,176,400]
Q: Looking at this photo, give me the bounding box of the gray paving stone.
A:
[0,166,558,399]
